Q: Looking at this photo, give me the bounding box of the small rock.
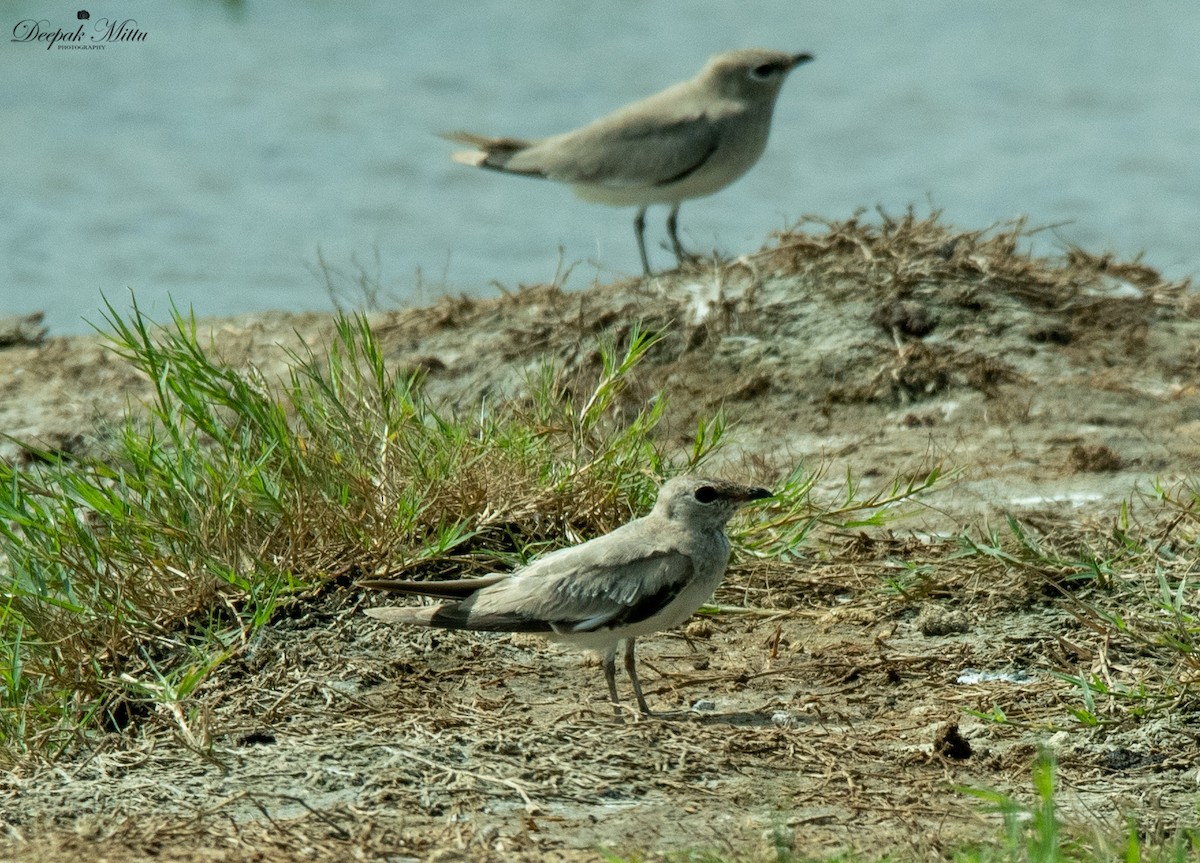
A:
[405,354,447,375]
[691,698,716,712]
[1101,747,1165,773]
[1066,443,1124,473]
[934,721,972,760]
[761,826,796,856]
[1026,324,1073,345]
[685,620,713,639]
[1045,730,1071,751]
[871,299,939,340]
[914,604,970,636]
[0,312,48,348]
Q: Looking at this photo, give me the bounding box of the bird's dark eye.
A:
[748,63,776,81]
[694,486,719,503]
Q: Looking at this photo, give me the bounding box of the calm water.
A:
[3,1,1197,333]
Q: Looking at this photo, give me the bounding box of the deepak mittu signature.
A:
[12,16,148,50]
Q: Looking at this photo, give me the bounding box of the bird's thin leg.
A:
[603,645,624,720]
[666,204,689,266]
[624,639,652,716]
[634,206,651,277]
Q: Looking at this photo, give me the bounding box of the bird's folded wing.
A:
[509,112,723,189]
[559,554,694,633]
[470,540,695,632]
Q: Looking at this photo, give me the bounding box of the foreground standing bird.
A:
[444,48,813,276]
[361,476,772,718]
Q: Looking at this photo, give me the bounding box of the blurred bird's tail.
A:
[441,130,542,175]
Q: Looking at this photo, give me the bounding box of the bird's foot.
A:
[667,247,710,273]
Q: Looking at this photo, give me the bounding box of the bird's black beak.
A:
[789,53,815,69]
[735,487,774,503]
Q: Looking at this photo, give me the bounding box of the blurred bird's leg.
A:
[634,206,651,276]
[666,204,692,266]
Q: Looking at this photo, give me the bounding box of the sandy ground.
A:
[1,217,1199,861]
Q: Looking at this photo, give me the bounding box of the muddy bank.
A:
[1,215,1198,861]
[5,215,1197,524]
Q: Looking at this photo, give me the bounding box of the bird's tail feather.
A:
[359,574,507,599]
[364,603,553,634]
[363,605,443,626]
[440,130,542,174]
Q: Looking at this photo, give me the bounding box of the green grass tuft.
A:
[1,299,937,763]
[0,301,714,759]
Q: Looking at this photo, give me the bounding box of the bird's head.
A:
[653,475,772,530]
[700,48,814,101]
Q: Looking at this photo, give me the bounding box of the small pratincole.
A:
[361,476,772,718]
[444,49,813,276]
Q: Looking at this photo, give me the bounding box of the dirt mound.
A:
[359,212,1199,525]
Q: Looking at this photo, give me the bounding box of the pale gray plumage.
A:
[361,476,771,718]
[444,48,813,276]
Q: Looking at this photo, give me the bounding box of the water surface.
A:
[2,1,1196,332]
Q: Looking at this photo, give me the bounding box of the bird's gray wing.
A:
[547,549,695,633]
[459,524,696,632]
[506,110,725,189]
